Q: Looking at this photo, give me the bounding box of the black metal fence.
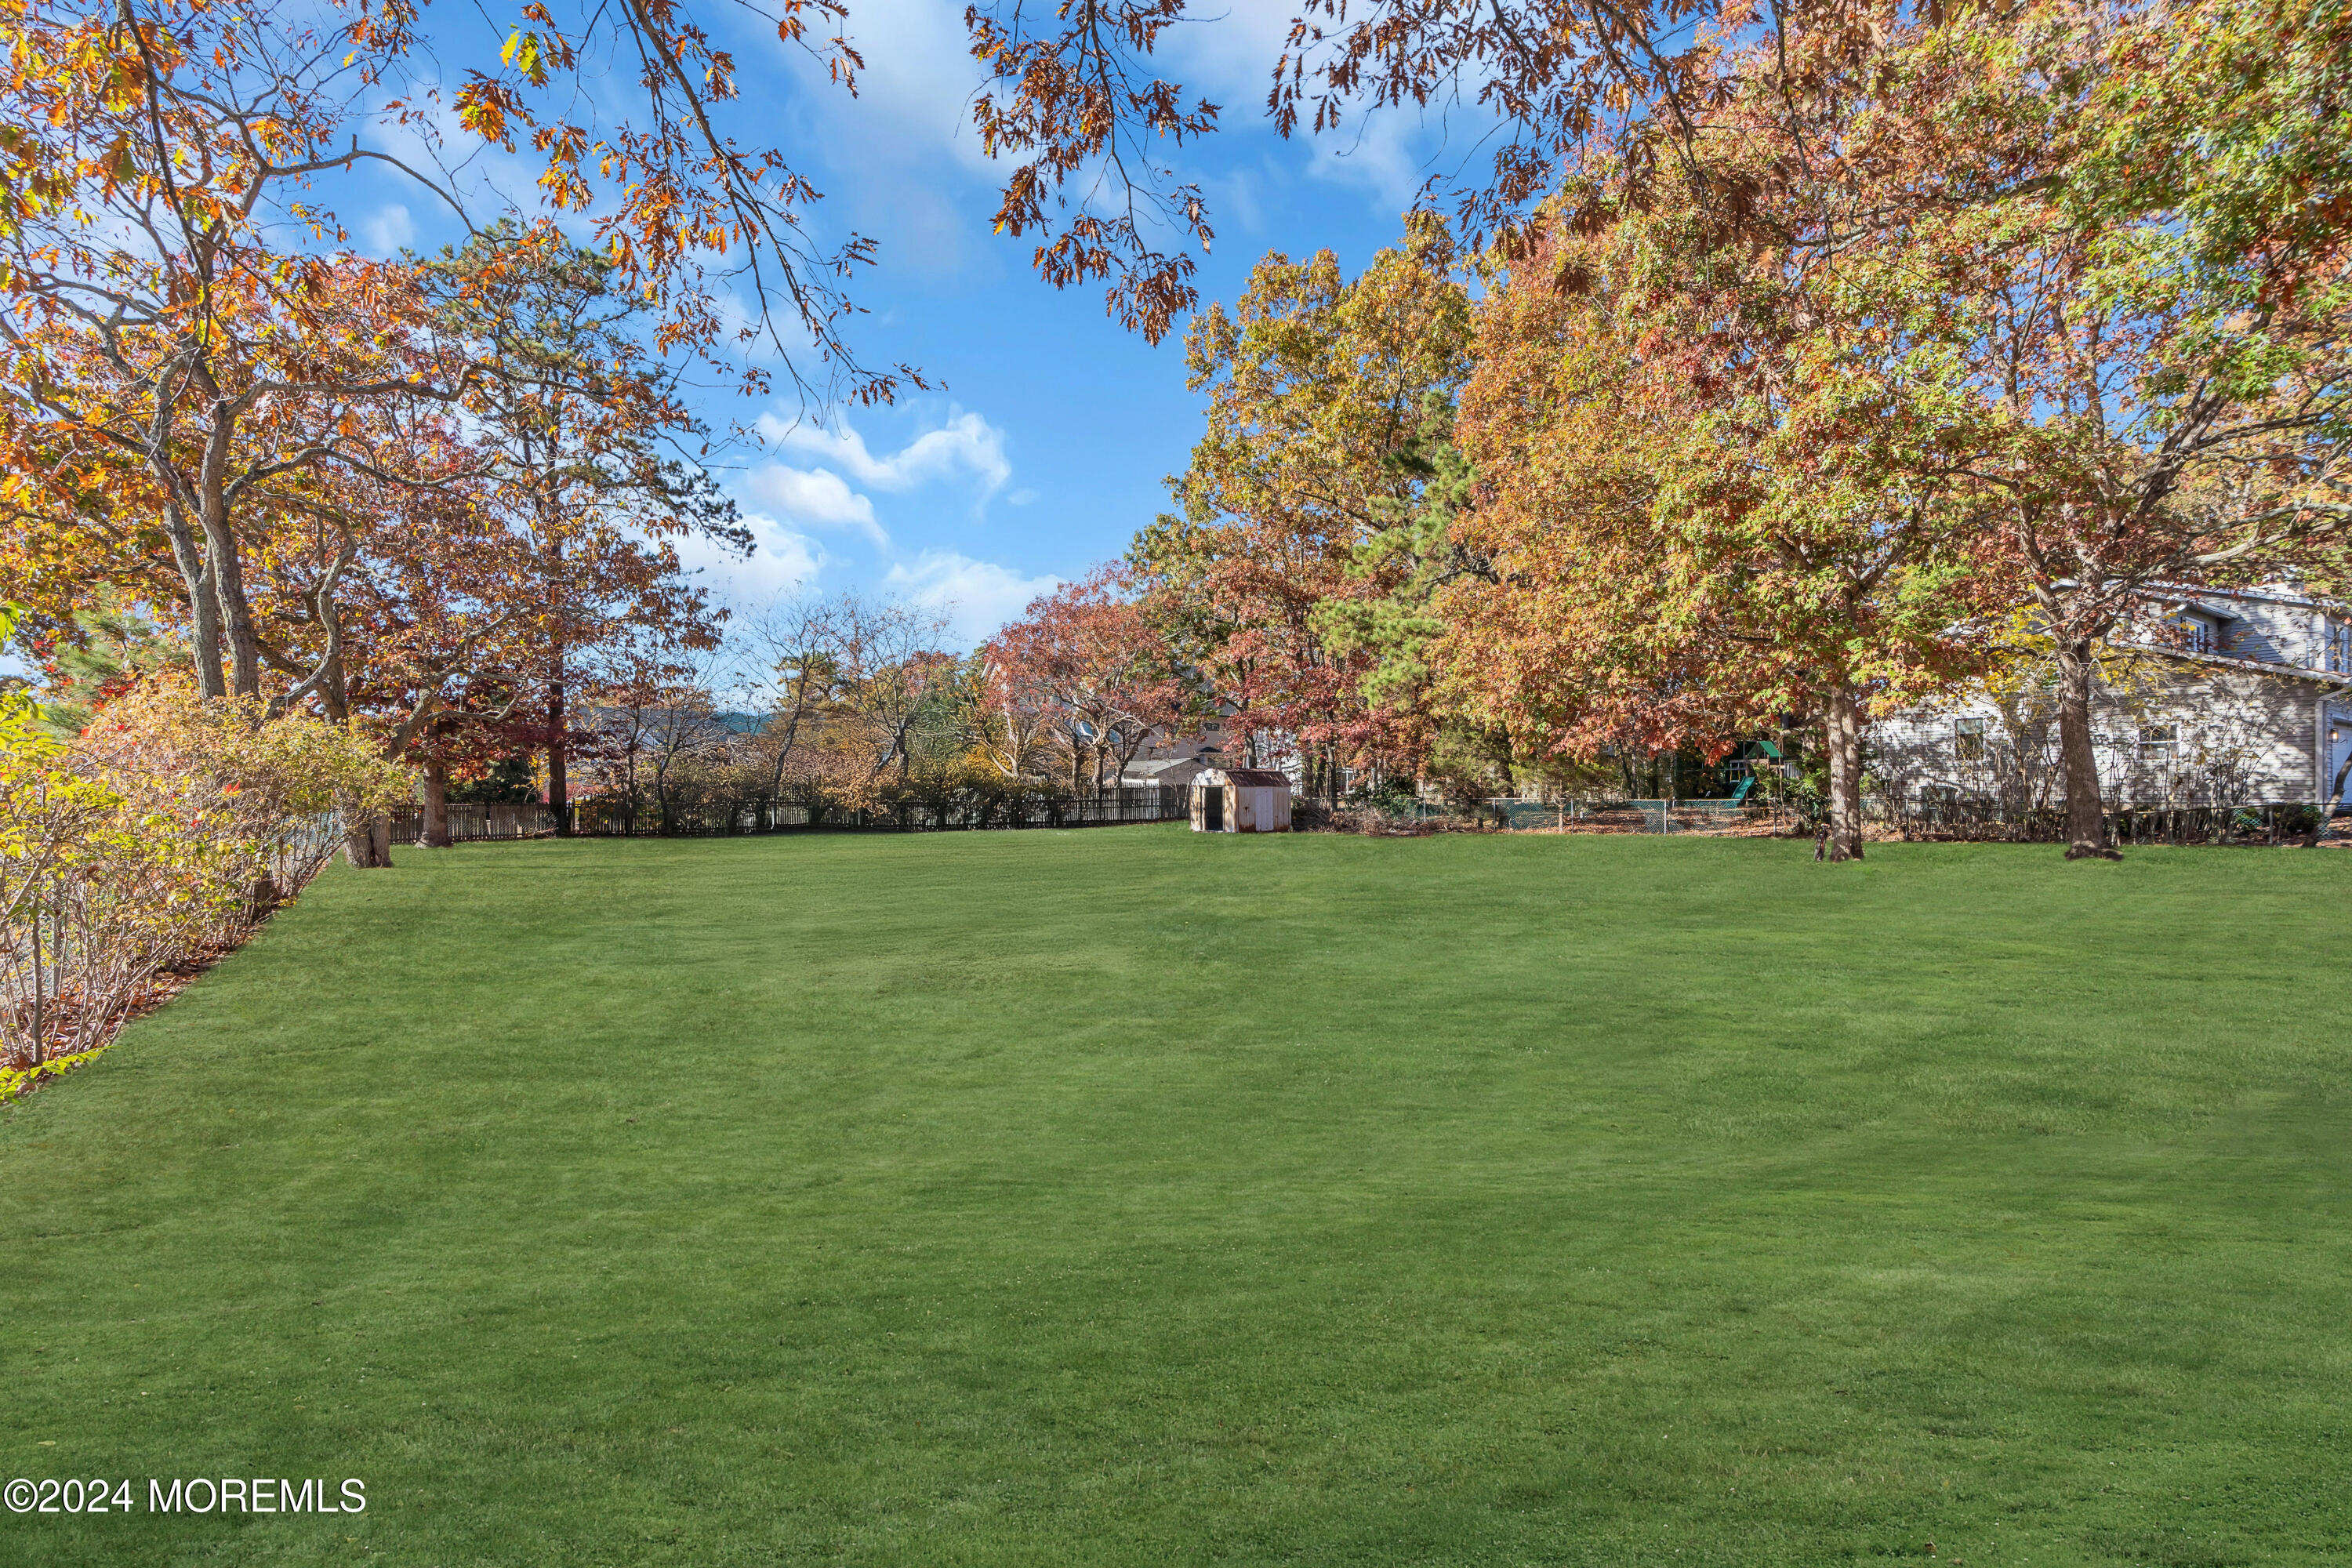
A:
[392,787,1189,843]
[390,787,2331,847]
[385,803,558,842]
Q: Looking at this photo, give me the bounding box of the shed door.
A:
[1203,785,1225,831]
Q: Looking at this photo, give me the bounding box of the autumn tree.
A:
[988,568,1185,795]
[419,224,742,830]
[1135,216,1474,802]
[967,649,1062,786]
[1454,78,2026,859]
[1436,0,2347,860]
[1886,0,2352,855]
[0,0,910,719]
[575,632,739,834]
[740,597,848,807]
[822,597,958,785]
[1617,0,2352,856]
[962,0,1784,337]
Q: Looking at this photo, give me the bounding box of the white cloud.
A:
[714,289,822,366]
[758,408,1011,498]
[1006,487,1039,506]
[675,514,825,608]
[757,0,999,274]
[1162,0,1497,216]
[743,466,886,546]
[1163,0,1433,208]
[782,0,993,172]
[884,550,1062,646]
[1305,108,1441,211]
[359,202,416,257]
[1161,0,1299,110]
[1214,165,1269,238]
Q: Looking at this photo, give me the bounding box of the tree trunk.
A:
[543,524,571,833]
[343,812,394,869]
[546,678,570,835]
[1824,684,1865,862]
[196,413,265,699]
[159,501,227,699]
[420,757,452,848]
[2053,637,2118,859]
[317,644,350,723]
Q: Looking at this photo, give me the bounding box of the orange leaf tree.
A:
[1130,215,1475,804]
[0,0,901,714]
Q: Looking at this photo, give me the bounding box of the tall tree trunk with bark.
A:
[159,502,227,698]
[316,644,350,723]
[2053,637,2117,859]
[1824,684,1866,862]
[195,412,266,699]
[343,811,394,869]
[543,525,572,834]
[420,756,452,848]
[546,677,569,835]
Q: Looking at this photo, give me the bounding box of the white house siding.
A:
[2179,590,2325,668]
[1871,662,2349,810]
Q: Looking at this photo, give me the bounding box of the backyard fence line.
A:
[1886,800,2336,845]
[385,802,558,842]
[1328,798,1805,836]
[385,790,2341,848]
[1337,795,2343,844]
[390,787,1192,843]
[1428,795,2341,844]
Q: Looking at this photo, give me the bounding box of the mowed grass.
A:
[3,830,2350,1567]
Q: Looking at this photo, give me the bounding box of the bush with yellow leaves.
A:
[2,672,410,1089]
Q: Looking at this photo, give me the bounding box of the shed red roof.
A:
[1214,768,1293,788]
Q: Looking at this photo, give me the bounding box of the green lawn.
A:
[4,830,2350,1566]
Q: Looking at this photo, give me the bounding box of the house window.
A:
[2328,622,2352,673]
[1954,718,1987,762]
[2139,723,2178,761]
[2181,614,2223,654]
[1203,721,1221,735]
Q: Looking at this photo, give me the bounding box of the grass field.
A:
[3,829,2350,1566]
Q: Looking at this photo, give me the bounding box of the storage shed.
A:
[1191,768,1294,833]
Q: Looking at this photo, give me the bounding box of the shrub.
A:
[2,675,410,1084]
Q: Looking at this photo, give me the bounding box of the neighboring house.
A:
[1121,709,1239,784]
[1872,586,2352,812]
[1121,756,1214,791]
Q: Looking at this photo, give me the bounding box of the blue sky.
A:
[352,0,1478,645]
